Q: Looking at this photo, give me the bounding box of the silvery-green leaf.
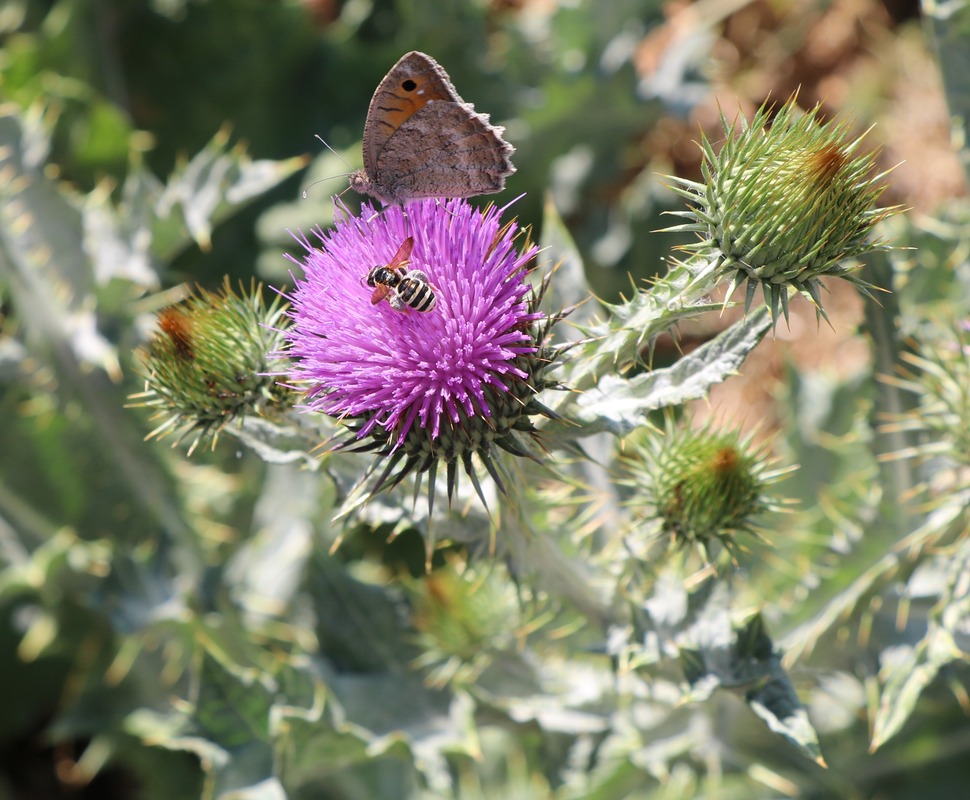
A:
[219,777,287,800]
[223,414,326,468]
[331,674,475,792]
[871,534,970,750]
[0,107,116,375]
[153,128,307,258]
[782,490,970,664]
[539,194,597,334]
[304,553,420,673]
[574,306,771,435]
[560,256,726,392]
[193,648,275,746]
[82,183,160,290]
[672,590,825,764]
[225,464,325,618]
[747,673,825,766]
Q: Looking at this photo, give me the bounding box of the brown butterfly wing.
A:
[360,51,461,179]
[370,101,515,202]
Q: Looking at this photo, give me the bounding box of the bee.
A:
[366,237,412,304]
[393,271,437,313]
[366,237,438,313]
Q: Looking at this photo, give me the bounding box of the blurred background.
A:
[2,0,968,798]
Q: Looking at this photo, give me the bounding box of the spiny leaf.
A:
[683,605,825,764]
[871,533,970,751]
[559,258,725,392]
[573,306,771,435]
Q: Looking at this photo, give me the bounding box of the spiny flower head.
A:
[620,419,792,560]
[881,316,970,487]
[282,198,558,505]
[407,561,529,686]
[132,279,292,454]
[664,97,900,324]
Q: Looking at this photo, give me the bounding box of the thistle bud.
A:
[621,421,791,559]
[664,98,899,324]
[882,317,970,478]
[407,562,521,686]
[131,279,292,453]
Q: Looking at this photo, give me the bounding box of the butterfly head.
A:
[349,168,404,206]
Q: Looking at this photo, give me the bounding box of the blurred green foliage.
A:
[2,0,970,799]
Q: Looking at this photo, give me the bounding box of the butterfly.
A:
[349,51,515,206]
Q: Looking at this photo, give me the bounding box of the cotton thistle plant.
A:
[663,97,899,324]
[132,279,293,454]
[280,198,562,509]
[619,419,793,562]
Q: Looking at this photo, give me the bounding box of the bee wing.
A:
[371,285,392,304]
[387,236,415,273]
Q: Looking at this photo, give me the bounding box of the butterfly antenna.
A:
[314,134,354,170]
[301,179,352,200]
[301,135,355,199]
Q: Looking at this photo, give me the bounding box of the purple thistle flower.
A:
[281,198,556,504]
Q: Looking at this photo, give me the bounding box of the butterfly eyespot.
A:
[401,79,417,92]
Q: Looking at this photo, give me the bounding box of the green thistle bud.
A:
[882,317,970,481]
[621,420,792,559]
[664,98,900,324]
[407,562,524,686]
[131,279,292,453]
